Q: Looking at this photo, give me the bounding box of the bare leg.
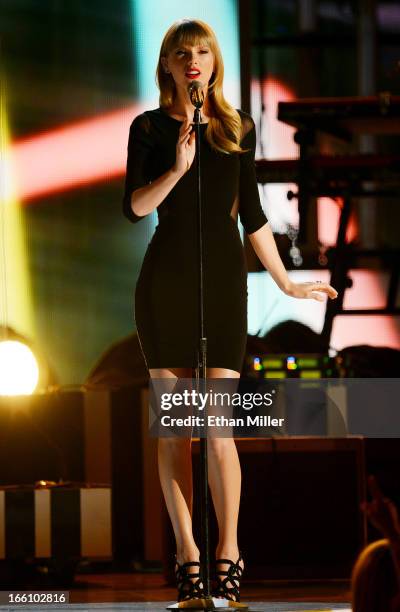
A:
[151,367,200,567]
[152,364,244,598]
[204,367,245,590]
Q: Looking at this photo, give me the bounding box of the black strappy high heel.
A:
[174,556,206,604]
[214,553,244,602]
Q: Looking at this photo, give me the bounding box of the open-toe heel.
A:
[174,556,207,604]
[214,552,244,603]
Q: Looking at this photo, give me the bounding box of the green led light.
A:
[264,371,286,379]
[300,370,322,379]
[297,357,319,368]
[262,358,283,369]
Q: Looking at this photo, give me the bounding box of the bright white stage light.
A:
[0,340,39,395]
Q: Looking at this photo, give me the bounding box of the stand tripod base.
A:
[166,597,249,610]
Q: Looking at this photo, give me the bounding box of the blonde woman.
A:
[122,18,337,603]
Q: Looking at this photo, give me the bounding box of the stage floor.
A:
[0,571,352,611]
[0,601,351,612]
[0,605,351,612]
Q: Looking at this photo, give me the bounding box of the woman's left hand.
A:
[285,280,338,302]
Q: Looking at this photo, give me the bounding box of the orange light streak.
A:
[11,105,142,201]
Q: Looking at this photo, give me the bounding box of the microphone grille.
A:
[189,80,204,108]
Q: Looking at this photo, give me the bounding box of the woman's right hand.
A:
[173,118,196,176]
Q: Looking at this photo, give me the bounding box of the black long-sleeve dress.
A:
[122,107,268,373]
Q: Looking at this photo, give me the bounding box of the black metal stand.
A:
[193,104,212,604]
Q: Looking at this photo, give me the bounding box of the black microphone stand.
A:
[191,89,213,609]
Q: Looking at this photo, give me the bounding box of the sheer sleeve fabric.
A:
[238,114,268,235]
[122,113,154,223]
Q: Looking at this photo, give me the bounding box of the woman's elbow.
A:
[123,190,146,223]
[131,190,148,218]
[246,219,269,238]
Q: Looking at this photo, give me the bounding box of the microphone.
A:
[188,80,204,109]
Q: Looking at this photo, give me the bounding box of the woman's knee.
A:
[149,367,194,379]
[158,436,191,451]
[207,436,235,457]
[205,367,240,379]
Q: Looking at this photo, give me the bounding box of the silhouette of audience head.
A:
[351,538,398,611]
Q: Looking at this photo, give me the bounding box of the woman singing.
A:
[122,18,338,604]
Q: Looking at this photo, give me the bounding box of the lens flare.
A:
[0,340,39,395]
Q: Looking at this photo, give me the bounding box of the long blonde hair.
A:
[156,19,245,155]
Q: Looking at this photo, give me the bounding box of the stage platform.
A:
[0,603,351,612]
[0,569,352,611]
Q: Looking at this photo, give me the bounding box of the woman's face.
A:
[161,42,214,96]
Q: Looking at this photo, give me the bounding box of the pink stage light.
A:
[343,270,390,310]
[251,77,299,230]
[332,315,400,350]
[333,269,400,349]
[11,105,142,201]
[318,197,359,246]
[255,77,298,160]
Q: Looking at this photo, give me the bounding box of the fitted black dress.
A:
[122,107,268,373]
